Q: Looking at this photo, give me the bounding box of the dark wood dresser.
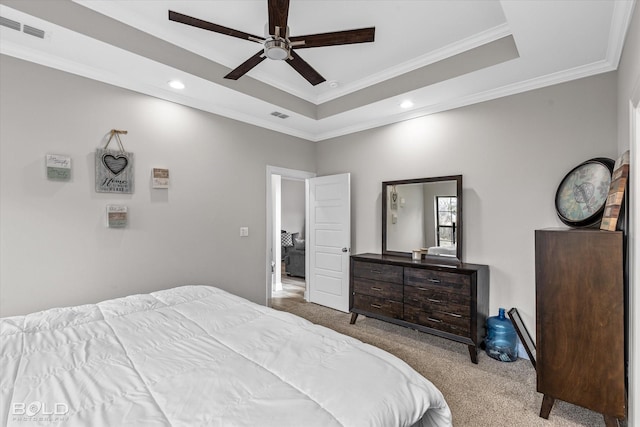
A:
[535,229,625,426]
[349,253,489,363]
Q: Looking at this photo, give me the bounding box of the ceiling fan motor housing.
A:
[264,37,290,60]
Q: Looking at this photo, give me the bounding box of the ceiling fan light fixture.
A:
[264,38,290,60]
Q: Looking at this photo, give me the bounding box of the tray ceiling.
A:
[0,0,635,141]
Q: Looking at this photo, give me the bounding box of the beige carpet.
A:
[272,282,619,427]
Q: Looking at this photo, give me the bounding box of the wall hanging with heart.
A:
[95,129,135,194]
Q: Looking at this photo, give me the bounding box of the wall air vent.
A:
[0,16,21,31]
[270,111,289,119]
[23,24,45,39]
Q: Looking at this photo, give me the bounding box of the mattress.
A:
[426,245,457,256]
[1,285,452,426]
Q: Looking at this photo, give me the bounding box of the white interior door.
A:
[307,173,351,312]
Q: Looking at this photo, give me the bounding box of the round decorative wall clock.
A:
[555,157,614,227]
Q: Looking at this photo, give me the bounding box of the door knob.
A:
[342,247,349,253]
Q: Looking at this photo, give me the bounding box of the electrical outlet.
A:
[240,227,249,237]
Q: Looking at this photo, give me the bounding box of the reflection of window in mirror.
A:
[436,196,457,246]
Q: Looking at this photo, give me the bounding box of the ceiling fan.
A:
[168,0,375,86]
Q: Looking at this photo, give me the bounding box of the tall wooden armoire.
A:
[535,228,625,426]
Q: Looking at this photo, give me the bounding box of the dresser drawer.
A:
[353,261,403,284]
[404,267,470,294]
[353,294,403,319]
[404,285,469,308]
[353,277,403,300]
[404,305,470,337]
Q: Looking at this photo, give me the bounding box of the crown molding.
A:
[606,0,637,68]
[314,23,513,105]
[314,59,617,142]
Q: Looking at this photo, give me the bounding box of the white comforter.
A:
[1,285,452,426]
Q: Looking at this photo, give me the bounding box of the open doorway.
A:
[279,178,306,292]
[265,166,315,307]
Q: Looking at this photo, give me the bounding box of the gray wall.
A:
[0,55,316,316]
[0,54,623,333]
[316,72,619,332]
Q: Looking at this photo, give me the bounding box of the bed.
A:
[1,285,452,426]
[425,245,457,257]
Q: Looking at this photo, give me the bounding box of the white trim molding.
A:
[265,166,316,306]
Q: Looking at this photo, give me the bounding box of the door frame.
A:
[265,166,316,307]
[628,79,639,427]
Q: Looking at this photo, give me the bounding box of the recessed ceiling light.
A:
[328,80,340,88]
[400,100,414,109]
[168,80,185,90]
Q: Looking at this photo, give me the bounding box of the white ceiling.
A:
[0,0,636,141]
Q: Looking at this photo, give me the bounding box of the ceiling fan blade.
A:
[290,27,375,48]
[268,0,290,37]
[286,50,325,86]
[224,51,266,80]
[169,10,264,43]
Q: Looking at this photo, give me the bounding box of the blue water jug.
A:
[484,308,518,362]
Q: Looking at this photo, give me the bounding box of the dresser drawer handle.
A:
[446,312,462,318]
[427,278,441,283]
[427,298,442,303]
[371,286,383,291]
[427,317,442,323]
[370,269,382,274]
[370,303,382,309]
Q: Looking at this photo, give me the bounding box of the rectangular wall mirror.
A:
[382,175,463,263]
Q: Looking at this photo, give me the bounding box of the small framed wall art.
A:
[107,205,128,228]
[152,168,170,188]
[46,154,71,180]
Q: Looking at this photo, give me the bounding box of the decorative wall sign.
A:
[95,129,134,193]
[601,150,630,231]
[152,168,170,188]
[46,154,71,180]
[107,205,128,228]
[554,157,614,227]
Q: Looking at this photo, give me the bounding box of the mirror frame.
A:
[382,175,463,263]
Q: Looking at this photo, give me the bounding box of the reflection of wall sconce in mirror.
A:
[390,186,398,210]
[400,197,405,208]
